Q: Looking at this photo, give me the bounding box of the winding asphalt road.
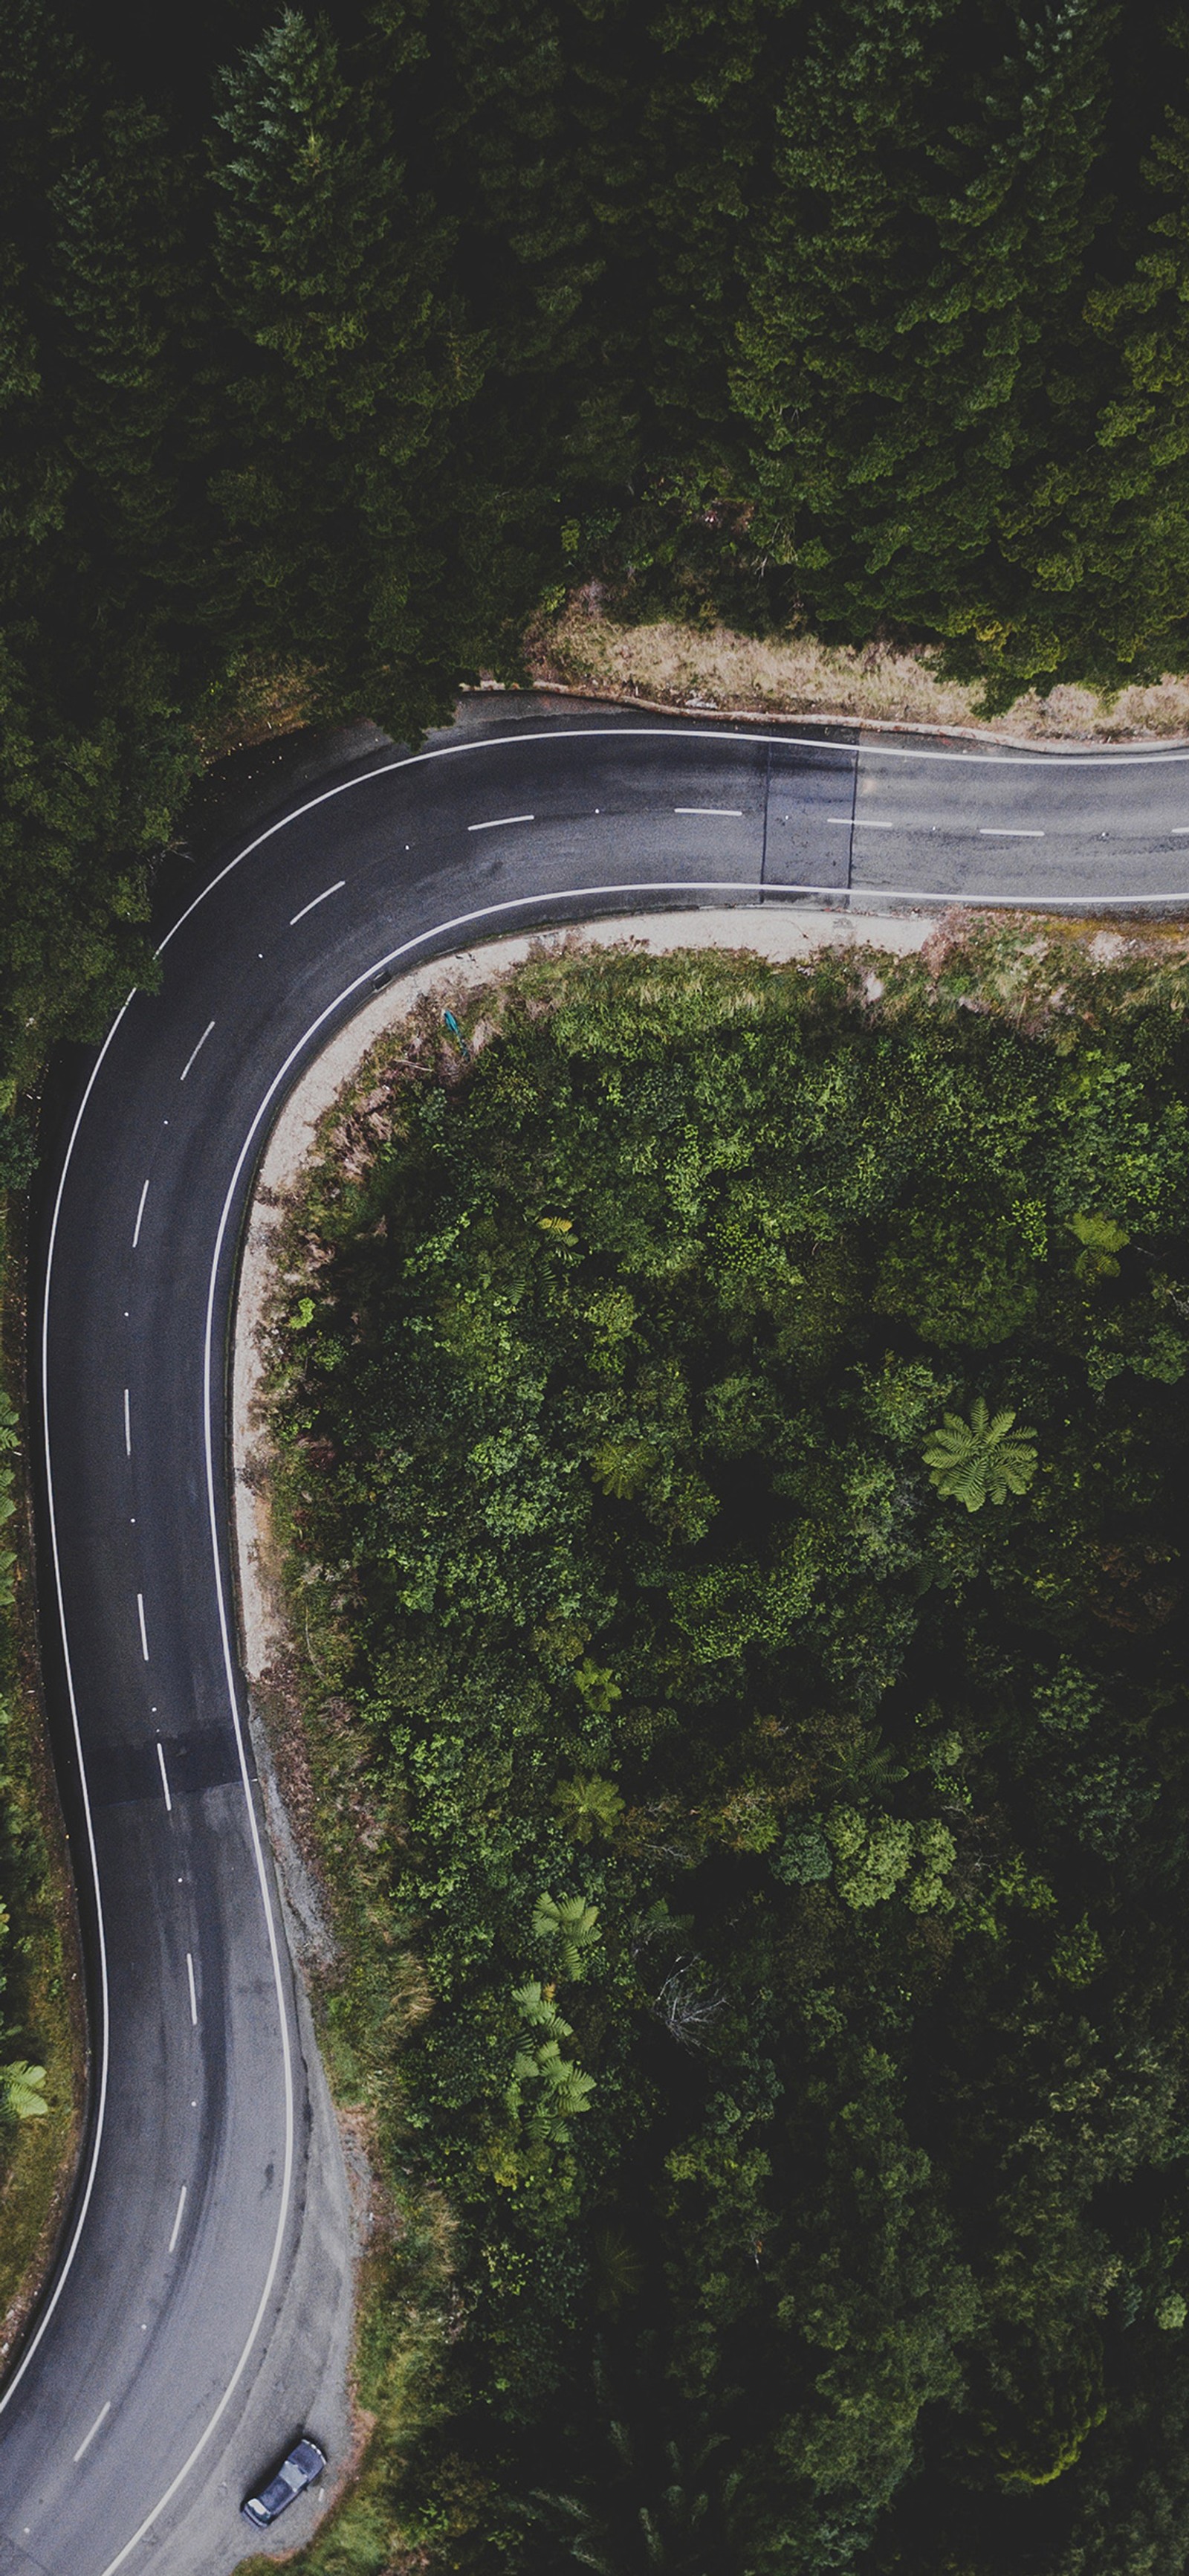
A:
[3,697,1189,2576]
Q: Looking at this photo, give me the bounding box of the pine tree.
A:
[0,4,202,1078]
[207,5,481,734]
[729,0,1121,689]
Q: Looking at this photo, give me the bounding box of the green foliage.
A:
[507,1983,596,2143]
[531,1891,600,1980]
[923,1395,1038,1512]
[1069,1210,1130,1279]
[0,2058,47,2120]
[553,1773,624,1844]
[0,1389,18,1609]
[268,932,1189,2576]
[13,1,1189,1108]
[0,1389,72,2260]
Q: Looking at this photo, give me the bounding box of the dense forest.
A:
[7,1,1189,1139]
[263,927,1189,2575]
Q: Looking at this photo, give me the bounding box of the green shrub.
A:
[270,929,1189,2575]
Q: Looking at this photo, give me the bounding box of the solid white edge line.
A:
[147,732,1189,983]
[137,1595,149,1663]
[123,1390,131,1459]
[73,2400,111,2464]
[0,985,135,2431]
[167,2185,187,2256]
[185,1954,197,2029]
[467,813,534,830]
[288,880,345,928]
[156,1743,172,1815]
[132,1179,149,1248]
[178,1021,215,1083]
[15,706,1189,2569]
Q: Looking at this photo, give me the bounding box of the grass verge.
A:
[522,590,1189,743]
[0,1175,84,2374]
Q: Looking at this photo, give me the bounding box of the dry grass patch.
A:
[524,593,1189,744]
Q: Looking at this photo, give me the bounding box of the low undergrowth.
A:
[260,923,1189,2575]
[0,1178,82,2373]
[523,593,1189,743]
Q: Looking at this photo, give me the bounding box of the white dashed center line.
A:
[137,1594,149,1662]
[289,880,345,927]
[673,806,743,817]
[168,2183,187,2254]
[979,826,1045,838]
[123,1389,131,1459]
[73,2401,111,2464]
[186,1952,198,2027]
[157,1742,172,1813]
[179,1020,215,1082]
[829,816,895,828]
[132,1179,149,1248]
[467,813,536,832]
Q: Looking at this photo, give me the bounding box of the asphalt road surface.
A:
[4,697,1189,2576]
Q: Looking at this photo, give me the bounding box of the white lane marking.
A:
[829,816,894,827]
[673,805,743,816]
[467,813,534,830]
[157,1742,172,1813]
[168,2183,187,2254]
[132,1179,149,1247]
[186,1953,197,2027]
[146,736,1189,997]
[137,1595,149,1662]
[5,984,137,2442]
[73,2401,111,2464]
[14,857,852,2572]
[979,826,1044,838]
[179,1020,215,1082]
[289,879,345,927]
[123,1389,131,1458]
[26,703,1189,2571]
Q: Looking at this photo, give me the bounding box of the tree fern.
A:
[534,1890,600,1977]
[1,2061,48,2120]
[923,1396,1037,1512]
[1069,1211,1129,1279]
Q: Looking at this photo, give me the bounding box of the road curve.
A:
[3,700,1189,2576]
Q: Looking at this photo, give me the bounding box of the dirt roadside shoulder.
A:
[517,601,1189,749]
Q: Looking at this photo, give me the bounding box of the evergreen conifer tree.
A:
[207,5,482,733]
[730,0,1120,693]
[0,4,201,1076]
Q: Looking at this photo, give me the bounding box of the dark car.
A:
[241,2436,327,2528]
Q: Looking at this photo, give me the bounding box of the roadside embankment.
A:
[520,596,1189,747]
[0,1183,84,2384]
